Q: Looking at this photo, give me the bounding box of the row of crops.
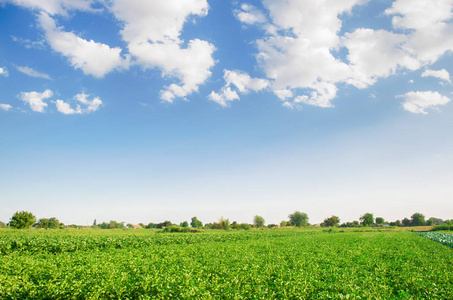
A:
[1,229,453,299]
[418,231,453,248]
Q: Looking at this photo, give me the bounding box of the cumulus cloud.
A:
[19,89,53,112]
[0,67,8,77]
[16,65,51,79]
[422,69,451,83]
[234,0,453,110]
[0,104,12,111]
[385,0,453,65]
[234,4,267,25]
[109,0,215,102]
[209,70,269,106]
[55,93,102,114]
[0,0,95,16]
[399,91,451,114]
[37,12,129,78]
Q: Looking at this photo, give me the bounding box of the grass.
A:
[0,228,452,299]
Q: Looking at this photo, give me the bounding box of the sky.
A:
[0,0,452,226]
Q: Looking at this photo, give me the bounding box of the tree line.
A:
[2,210,451,230]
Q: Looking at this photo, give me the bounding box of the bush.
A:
[431,225,453,231]
[162,225,190,233]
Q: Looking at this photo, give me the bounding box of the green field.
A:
[1,229,453,299]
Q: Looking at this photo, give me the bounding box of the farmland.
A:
[1,229,453,299]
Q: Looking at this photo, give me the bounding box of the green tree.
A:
[289,211,309,227]
[180,221,189,227]
[411,213,426,226]
[402,218,411,226]
[190,217,203,228]
[375,217,384,226]
[37,217,60,229]
[321,215,340,227]
[9,211,36,229]
[360,213,374,226]
[253,215,265,228]
[0,221,5,227]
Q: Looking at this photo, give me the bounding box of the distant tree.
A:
[289,211,309,227]
[138,223,146,228]
[93,219,97,226]
[37,217,60,229]
[321,215,340,227]
[267,224,278,228]
[9,211,36,229]
[411,213,426,226]
[280,220,288,227]
[375,217,384,226]
[180,221,189,228]
[402,218,411,227]
[389,220,402,226]
[360,213,374,226]
[426,217,443,226]
[254,215,265,228]
[190,217,203,228]
[146,223,155,229]
[127,223,134,228]
[240,223,251,230]
[0,221,5,227]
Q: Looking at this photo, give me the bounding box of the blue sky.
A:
[1,0,452,226]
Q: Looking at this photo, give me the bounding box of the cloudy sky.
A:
[1,0,452,225]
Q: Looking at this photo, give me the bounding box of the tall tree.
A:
[289,211,309,227]
[375,217,384,226]
[9,211,36,229]
[360,213,374,226]
[190,217,203,228]
[254,215,265,228]
[411,213,426,226]
[321,215,340,227]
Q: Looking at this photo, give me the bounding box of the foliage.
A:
[402,218,411,226]
[253,215,265,228]
[280,220,288,227]
[37,217,61,229]
[9,211,36,229]
[360,213,374,226]
[98,220,125,229]
[210,217,230,230]
[431,224,453,231]
[426,217,443,226]
[163,225,191,233]
[375,217,384,225]
[1,229,453,299]
[0,221,5,228]
[411,213,426,226]
[288,211,309,227]
[154,221,173,229]
[190,217,203,228]
[321,215,340,227]
[180,221,189,228]
[340,221,359,228]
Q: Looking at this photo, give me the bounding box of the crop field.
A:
[417,231,453,248]
[1,229,453,299]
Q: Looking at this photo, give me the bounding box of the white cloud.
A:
[37,12,129,78]
[19,89,53,112]
[228,0,453,110]
[0,67,8,77]
[11,35,45,49]
[342,29,419,89]
[209,70,269,107]
[385,0,453,65]
[224,70,269,94]
[208,87,239,107]
[16,65,51,79]
[55,93,102,114]
[1,0,95,16]
[109,0,215,102]
[234,4,267,25]
[422,69,451,83]
[399,91,451,114]
[0,104,12,111]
